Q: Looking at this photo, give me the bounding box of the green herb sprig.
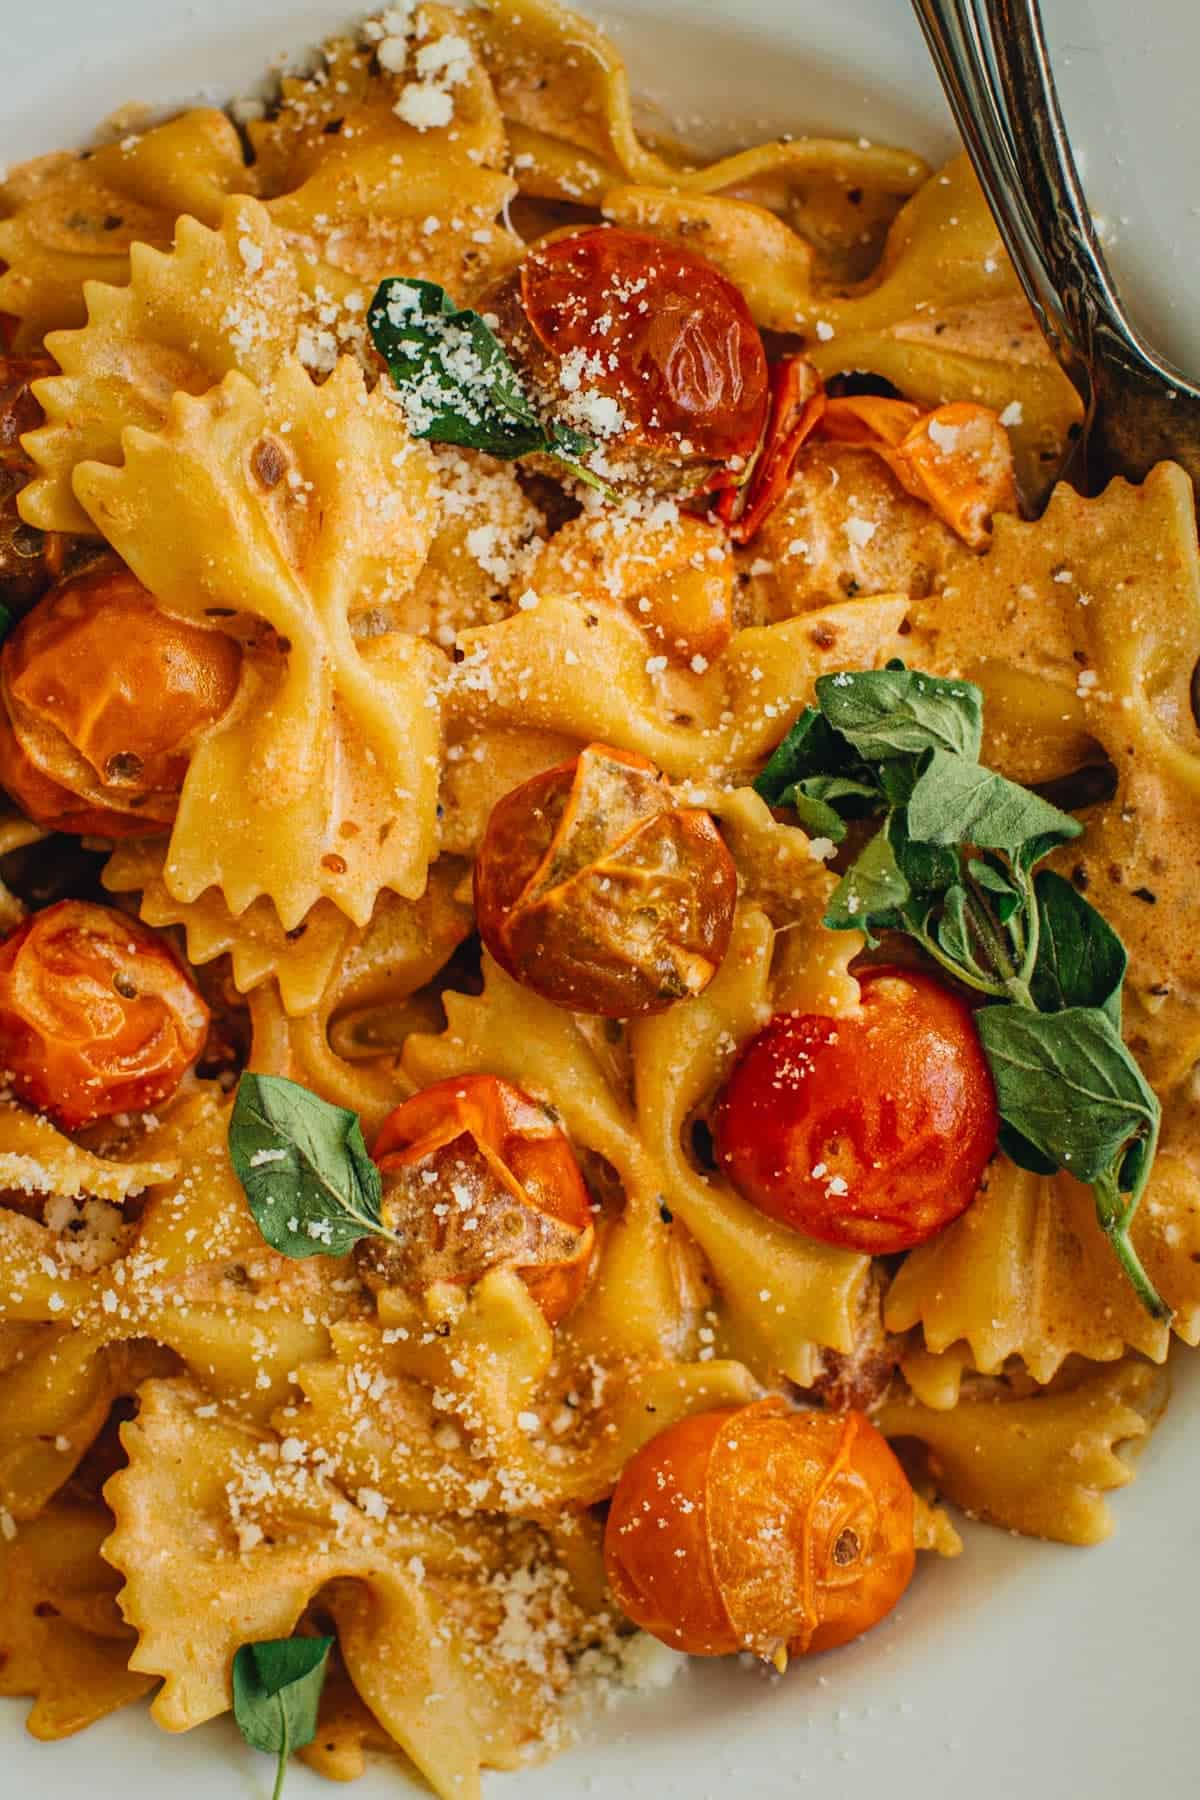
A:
[756,662,1169,1320]
[232,1636,333,1800]
[368,277,610,491]
[229,1072,399,1259]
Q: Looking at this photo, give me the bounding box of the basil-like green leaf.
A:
[754,707,851,804]
[823,827,909,934]
[975,1004,1159,1186]
[1030,869,1127,1026]
[229,1073,388,1258]
[996,1120,1059,1177]
[233,1636,333,1800]
[907,750,1083,855]
[968,856,1022,925]
[888,811,961,902]
[368,277,601,480]
[815,666,983,761]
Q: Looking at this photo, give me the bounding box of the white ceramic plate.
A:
[4,5,1199,1798]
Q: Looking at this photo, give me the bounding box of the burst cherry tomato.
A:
[0,561,242,836]
[518,227,769,464]
[713,967,998,1254]
[474,743,737,1017]
[360,1074,595,1324]
[0,900,209,1129]
[604,1398,915,1659]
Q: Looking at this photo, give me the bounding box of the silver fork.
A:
[912,0,1200,505]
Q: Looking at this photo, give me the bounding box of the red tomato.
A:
[713,967,998,1253]
[364,1074,595,1324]
[0,900,209,1129]
[520,228,769,462]
[474,743,738,1017]
[604,1398,915,1659]
[0,561,242,836]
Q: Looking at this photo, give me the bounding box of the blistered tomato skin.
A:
[604,1398,916,1660]
[713,967,998,1254]
[518,227,770,464]
[0,561,242,837]
[474,743,738,1018]
[0,900,210,1130]
[363,1074,595,1324]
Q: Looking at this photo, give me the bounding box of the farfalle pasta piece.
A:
[250,9,520,304]
[0,1500,155,1738]
[633,902,870,1383]
[105,1378,613,1799]
[450,590,909,779]
[885,1137,1200,1384]
[913,462,1200,1087]
[247,856,473,1129]
[471,0,925,203]
[279,1292,759,1518]
[0,1095,176,1202]
[20,196,301,536]
[74,358,443,927]
[0,110,254,348]
[0,1091,344,1419]
[878,1360,1159,1545]
[0,1328,174,1521]
[103,838,356,1018]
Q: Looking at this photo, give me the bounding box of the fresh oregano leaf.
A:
[974,1004,1159,1186]
[229,1073,391,1259]
[815,666,983,761]
[754,707,852,805]
[936,885,975,970]
[780,786,847,843]
[779,774,882,843]
[997,1120,1059,1177]
[907,749,1083,855]
[823,828,909,935]
[888,811,961,902]
[368,277,605,485]
[0,604,13,647]
[233,1636,333,1800]
[968,856,1022,925]
[1030,869,1127,1026]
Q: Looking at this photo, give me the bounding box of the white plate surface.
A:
[3,4,1199,1798]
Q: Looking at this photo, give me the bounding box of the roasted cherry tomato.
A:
[713,967,998,1253]
[0,352,66,611]
[0,899,210,1129]
[496,227,769,486]
[360,1074,595,1324]
[0,561,242,836]
[474,743,737,1017]
[604,1397,915,1660]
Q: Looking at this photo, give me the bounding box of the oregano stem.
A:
[272,1710,289,1800]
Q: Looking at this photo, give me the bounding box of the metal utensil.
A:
[912,0,1200,502]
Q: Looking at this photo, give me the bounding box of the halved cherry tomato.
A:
[520,227,769,463]
[0,899,209,1129]
[0,561,242,836]
[713,967,997,1253]
[360,1074,595,1324]
[604,1397,915,1659]
[474,743,737,1017]
[819,395,1018,548]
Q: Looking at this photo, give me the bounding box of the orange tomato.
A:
[0,562,242,836]
[365,1074,595,1324]
[713,967,998,1253]
[474,743,738,1017]
[819,395,1018,547]
[0,900,210,1129]
[604,1398,915,1660]
[519,228,769,463]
